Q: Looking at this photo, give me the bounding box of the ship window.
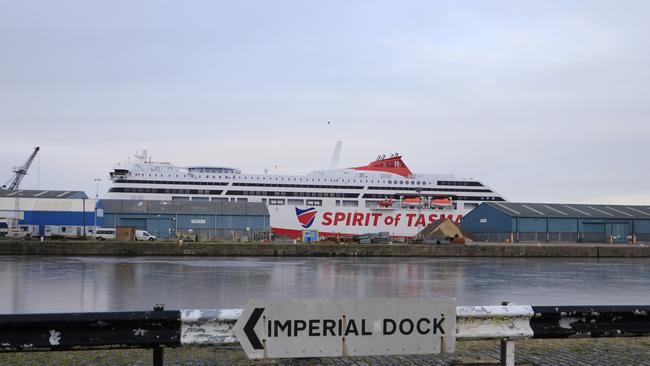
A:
[388,180,392,184]
[306,199,322,206]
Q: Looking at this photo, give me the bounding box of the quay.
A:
[1,240,650,257]
[2,338,650,365]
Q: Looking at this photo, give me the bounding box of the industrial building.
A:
[461,202,650,243]
[102,199,270,241]
[0,190,102,237]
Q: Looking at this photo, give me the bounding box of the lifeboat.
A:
[430,198,453,208]
[401,197,423,208]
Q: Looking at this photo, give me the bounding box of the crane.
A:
[2,146,40,190]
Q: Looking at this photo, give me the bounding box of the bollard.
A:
[153,304,165,366]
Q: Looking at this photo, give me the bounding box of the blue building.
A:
[102,199,270,240]
[461,202,650,243]
[0,190,102,237]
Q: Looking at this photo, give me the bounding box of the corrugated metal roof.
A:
[101,199,269,216]
[484,202,650,219]
[0,190,88,199]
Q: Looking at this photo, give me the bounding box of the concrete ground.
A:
[2,338,650,366]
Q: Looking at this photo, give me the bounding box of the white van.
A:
[95,228,116,240]
[135,230,157,241]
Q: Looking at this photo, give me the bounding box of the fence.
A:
[470,232,647,244]
[471,232,513,242]
[2,304,650,366]
[174,228,271,242]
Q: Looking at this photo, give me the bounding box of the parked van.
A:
[95,228,116,240]
[135,230,157,241]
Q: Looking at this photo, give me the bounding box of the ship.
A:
[107,149,505,238]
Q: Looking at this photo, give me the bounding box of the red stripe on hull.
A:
[272,227,355,239]
[271,227,413,239]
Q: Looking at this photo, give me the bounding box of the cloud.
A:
[0,0,648,203]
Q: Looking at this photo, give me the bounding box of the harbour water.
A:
[1,256,650,313]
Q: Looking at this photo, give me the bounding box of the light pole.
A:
[415,188,423,240]
[93,178,101,238]
[94,178,101,199]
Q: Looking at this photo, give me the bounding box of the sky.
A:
[0,0,649,203]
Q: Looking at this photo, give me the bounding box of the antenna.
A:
[329,141,343,169]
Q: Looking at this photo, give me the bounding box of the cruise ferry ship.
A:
[107,150,505,238]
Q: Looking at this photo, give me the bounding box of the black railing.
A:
[3,304,650,365]
[531,305,650,338]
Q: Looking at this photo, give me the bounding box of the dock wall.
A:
[1,241,650,257]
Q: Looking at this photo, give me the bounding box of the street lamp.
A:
[94,178,101,199]
[415,188,423,240]
[93,178,101,239]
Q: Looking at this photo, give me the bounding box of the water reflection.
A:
[1,256,649,313]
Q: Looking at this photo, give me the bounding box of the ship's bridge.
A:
[188,166,241,174]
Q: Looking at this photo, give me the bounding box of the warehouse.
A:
[102,199,270,241]
[461,202,650,243]
[0,190,102,237]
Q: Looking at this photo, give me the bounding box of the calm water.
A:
[1,256,649,313]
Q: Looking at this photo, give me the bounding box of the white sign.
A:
[480,218,488,223]
[233,298,455,359]
[190,219,207,224]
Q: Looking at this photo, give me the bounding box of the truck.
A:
[135,230,157,241]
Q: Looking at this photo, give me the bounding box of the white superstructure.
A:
[107,150,505,238]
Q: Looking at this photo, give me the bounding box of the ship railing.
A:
[2,304,650,366]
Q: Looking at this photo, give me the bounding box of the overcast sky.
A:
[1,0,648,203]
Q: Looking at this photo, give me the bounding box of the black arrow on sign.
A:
[244,307,265,350]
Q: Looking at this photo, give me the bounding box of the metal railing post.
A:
[499,301,515,366]
[500,339,515,366]
[153,304,165,366]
